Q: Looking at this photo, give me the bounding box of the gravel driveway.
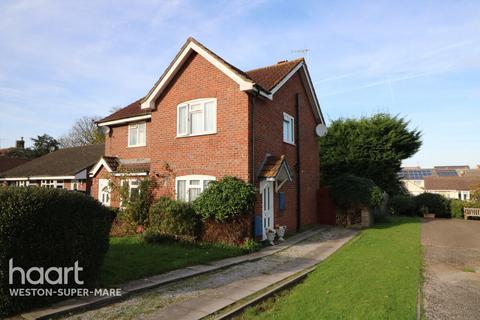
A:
[62,227,355,320]
[422,219,480,320]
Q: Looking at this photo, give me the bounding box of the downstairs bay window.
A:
[176,175,216,202]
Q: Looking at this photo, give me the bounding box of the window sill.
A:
[283,140,296,146]
[176,131,217,138]
[127,144,147,148]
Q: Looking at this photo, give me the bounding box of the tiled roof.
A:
[259,155,287,178]
[424,176,480,191]
[98,38,305,124]
[0,144,104,178]
[98,99,150,123]
[0,158,30,174]
[246,59,304,91]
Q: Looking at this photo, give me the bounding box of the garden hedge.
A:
[389,194,416,216]
[0,186,113,317]
[414,193,450,218]
[149,197,201,239]
[329,174,383,210]
[193,176,256,222]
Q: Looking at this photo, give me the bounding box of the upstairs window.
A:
[176,175,215,202]
[177,99,217,137]
[283,112,295,144]
[128,122,146,147]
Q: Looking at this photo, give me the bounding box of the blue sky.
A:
[0,0,479,167]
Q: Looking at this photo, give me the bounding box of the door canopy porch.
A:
[258,155,293,191]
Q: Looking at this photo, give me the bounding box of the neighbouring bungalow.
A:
[424,176,480,201]
[400,165,480,197]
[89,37,328,240]
[0,144,104,194]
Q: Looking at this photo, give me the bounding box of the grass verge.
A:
[235,216,422,320]
[100,235,245,287]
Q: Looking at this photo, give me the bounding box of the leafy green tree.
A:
[31,134,59,157]
[319,113,421,194]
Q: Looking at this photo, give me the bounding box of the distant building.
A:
[423,176,480,200]
[400,165,480,199]
[0,144,104,194]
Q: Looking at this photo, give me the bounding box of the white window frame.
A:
[177,98,217,137]
[175,175,216,202]
[40,180,64,189]
[283,112,295,145]
[128,122,147,147]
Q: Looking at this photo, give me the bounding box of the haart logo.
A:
[9,259,84,285]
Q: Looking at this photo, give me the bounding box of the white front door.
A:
[261,180,274,240]
[98,179,111,206]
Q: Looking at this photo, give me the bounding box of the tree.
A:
[319,113,422,195]
[31,134,60,157]
[58,116,105,148]
[7,134,59,159]
[470,185,480,201]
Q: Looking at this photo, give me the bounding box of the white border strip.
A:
[97,115,151,127]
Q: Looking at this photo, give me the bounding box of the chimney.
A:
[15,137,25,150]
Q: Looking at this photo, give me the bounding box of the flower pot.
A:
[266,230,276,245]
[276,226,287,241]
[423,213,435,219]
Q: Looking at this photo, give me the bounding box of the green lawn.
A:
[100,235,245,287]
[237,216,422,320]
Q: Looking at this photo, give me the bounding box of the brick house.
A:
[90,37,326,239]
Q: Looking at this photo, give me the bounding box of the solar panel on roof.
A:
[436,170,458,177]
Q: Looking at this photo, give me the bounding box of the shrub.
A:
[149,197,201,239]
[450,199,465,219]
[240,238,262,253]
[118,177,156,227]
[0,186,112,317]
[414,193,450,218]
[193,176,256,222]
[389,194,415,216]
[329,174,383,210]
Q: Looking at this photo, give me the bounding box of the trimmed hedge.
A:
[0,186,113,317]
[193,176,256,222]
[414,193,450,218]
[329,174,383,210]
[149,197,201,239]
[389,194,415,216]
[450,199,465,219]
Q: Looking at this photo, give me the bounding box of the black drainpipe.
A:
[295,93,301,232]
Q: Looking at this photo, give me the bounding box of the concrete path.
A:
[62,227,356,320]
[422,219,480,320]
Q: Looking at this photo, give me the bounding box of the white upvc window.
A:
[40,180,64,189]
[121,179,141,201]
[175,175,216,202]
[128,122,146,147]
[283,112,295,144]
[177,98,217,137]
[15,180,29,187]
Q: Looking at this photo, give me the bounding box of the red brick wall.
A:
[149,52,250,197]
[105,121,151,159]
[252,71,320,233]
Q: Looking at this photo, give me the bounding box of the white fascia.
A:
[140,41,259,109]
[97,115,151,127]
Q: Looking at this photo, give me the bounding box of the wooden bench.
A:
[464,208,480,220]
